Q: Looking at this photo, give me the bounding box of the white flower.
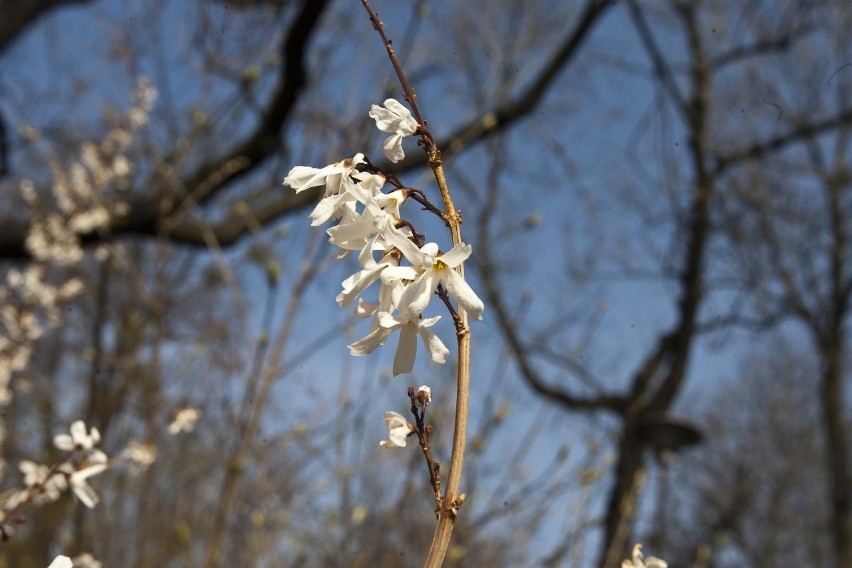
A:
[3,488,31,510]
[371,189,408,218]
[53,421,101,452]
[20,460,50,488]
[337,248,399,307]
[72,553,102,568]
[309,169,383,227]
[335,230,415,308]
[622,544,668,568]
[47,556,73,568]
[379,411,414,448]
[382,312,450,376]
[283,153,365,195]
[18,460,67,504]
[325,183,410,258]
[121,441,157,469]
[69,462,108,508]
[168,406,201,435]
[369,99,418,163]
[347,307,449,376]
[384,225,484,320]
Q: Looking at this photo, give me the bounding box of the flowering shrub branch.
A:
[282,3,482,566]
[0,79,203,568]
[0,420,155,544]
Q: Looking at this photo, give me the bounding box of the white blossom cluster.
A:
[0,81,155,565]
[22,76,155,264]
[0,77,156,469]
[284,99,484,377]
[1,421,108,527]
[1,420,154,549]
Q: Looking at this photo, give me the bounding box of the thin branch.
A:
[625,0,689,117]
[714,108,852,175]
[709,26,812,70]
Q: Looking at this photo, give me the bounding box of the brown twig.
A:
[408,386,442,509]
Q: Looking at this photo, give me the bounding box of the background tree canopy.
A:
[0,1,850,567]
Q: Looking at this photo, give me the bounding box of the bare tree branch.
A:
[714,108,852,174]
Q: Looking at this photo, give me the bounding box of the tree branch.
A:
[714,108,852,174]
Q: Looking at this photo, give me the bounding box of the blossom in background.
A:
[379,411,413,448]
[369,99,418,163]
[47,556,72,568]
[68,461,108,508]
[121,441,157,470]
[168,406,201,435]
[72,553,102,568]
[53,420,100,453]
[622,544,668,568]
[18,460,67,505]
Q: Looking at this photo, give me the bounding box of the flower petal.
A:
[283,165,331,192]
[439,243,472,268]
[348,325,393,356]
[398,270,439,318]
[382,133,406,163]
[337,263,387,307]
[419,325,449,365]
[393,322,418,376]
[443,269,484,320]
[47,556,73,568]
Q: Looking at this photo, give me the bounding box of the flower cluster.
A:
[622,544,668,568]
[0,77,156,480]
[283,99,483,376]
[1,420,108,542]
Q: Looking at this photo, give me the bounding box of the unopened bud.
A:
[417,385,432,406]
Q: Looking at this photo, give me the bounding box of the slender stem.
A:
[422,153,470,568]
[361,3,472,567]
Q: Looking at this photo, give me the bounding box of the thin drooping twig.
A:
[361,2,471,567]
[408,386,442,508]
